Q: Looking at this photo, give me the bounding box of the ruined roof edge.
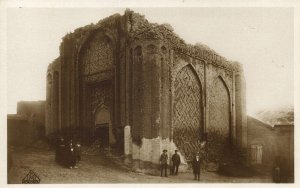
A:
[128,10,244,72]
[57,10,244,72]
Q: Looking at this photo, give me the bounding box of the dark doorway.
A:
[95,124,109,148]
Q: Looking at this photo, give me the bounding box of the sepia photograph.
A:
[1,1,298,186]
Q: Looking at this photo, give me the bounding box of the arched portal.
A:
[209,76,231,139]
[173,64,203,160]
[78,30,115,144]
[94,107,115,148]
[207,76,231,162]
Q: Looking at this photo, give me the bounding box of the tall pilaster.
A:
[235,65,247,148]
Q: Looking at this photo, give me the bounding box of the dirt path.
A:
[8,147,272,184]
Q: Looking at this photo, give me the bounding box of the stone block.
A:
[124,125,132,155]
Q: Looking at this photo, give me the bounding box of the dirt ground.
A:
[8,146,272,184]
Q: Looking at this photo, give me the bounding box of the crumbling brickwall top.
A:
[57,10,243,73]
[127,10,242,72]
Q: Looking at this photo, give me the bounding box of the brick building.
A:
[45,10,247,166]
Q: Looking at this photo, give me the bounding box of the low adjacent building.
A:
[247,116,294,182]
[7,101,45,146]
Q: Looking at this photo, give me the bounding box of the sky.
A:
[6,7,294,115]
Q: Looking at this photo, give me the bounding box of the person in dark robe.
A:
[171,150,181,175]
[55,136,66,165]
[75,141,82,164]
[67,139,77,169]
[192,152,201,181]
[160,149,168,177]
[55,136,61,162]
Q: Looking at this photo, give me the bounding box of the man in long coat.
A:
[160,149,168,177]
[192,152,201,181]
[67,139,77,169]
[75,141,82,163]
[171,150,181,175]
[55,136,66,165]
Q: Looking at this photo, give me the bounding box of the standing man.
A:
[56,136,65,165]
[160,149,168,177]
[192,152,201,181]
[171,150,181,175]
[75,141,82,164]
[67,139,77,169]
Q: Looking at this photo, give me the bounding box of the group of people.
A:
[55,137,200,178]
[160,149,202,181]
[55,137,82,169]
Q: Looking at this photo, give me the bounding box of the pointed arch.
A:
[94,106,111,125]
[77,28,116,63]
[93,105,116,146]
[215,75,231,100]
[206,75,233,162]
[173,64,204,160]
[79,30,115,76]
[209,75,231,140]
